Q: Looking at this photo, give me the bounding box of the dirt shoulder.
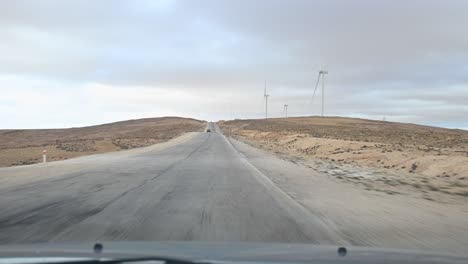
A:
[0,117,206,167]
[228,137,468,254]
[218,116,468,201]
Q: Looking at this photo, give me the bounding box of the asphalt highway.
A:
[0,123,340,244]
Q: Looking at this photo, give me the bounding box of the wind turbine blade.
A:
[311,72,321,104]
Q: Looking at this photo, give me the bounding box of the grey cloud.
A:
[1,0,468,128]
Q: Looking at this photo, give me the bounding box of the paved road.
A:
[0,123,340,244]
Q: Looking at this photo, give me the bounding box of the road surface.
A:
[0,123,342,244]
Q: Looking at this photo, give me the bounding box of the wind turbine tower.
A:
[312,67,329,117]
[264,81,270,119]
[319,68,328,117]
[283,104,288,118]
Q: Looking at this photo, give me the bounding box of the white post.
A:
[42,149,47,163]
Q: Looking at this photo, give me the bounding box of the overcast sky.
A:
[1,0,468,129]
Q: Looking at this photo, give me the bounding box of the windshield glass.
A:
[0,0,467,259]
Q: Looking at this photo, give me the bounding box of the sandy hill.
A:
[219,116,468,198]
[0,117,206,167]
[219,116,468,149]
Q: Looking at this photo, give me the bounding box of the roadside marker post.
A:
[42,149,47,163]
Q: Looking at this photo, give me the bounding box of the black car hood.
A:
[0,241,467,264]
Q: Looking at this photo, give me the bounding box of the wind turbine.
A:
[283,104,288,118]
[264,80,270,119]
[311,66,328,117]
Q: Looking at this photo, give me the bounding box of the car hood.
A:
[0,241,467,264]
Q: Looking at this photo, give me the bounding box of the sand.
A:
[0,117,206,167]
[218,116,468,200]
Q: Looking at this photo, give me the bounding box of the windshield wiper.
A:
[36,256,210,264]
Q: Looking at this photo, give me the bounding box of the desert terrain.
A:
[0,121,467,253]
[0,117,206,167]
[218,116,468,201]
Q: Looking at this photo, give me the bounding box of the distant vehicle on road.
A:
[206,128,211,132]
